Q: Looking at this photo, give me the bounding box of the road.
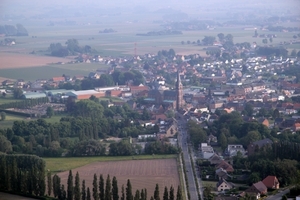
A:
[177,118,200,200]
[265,188,290,200]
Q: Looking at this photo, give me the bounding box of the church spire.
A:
[176,70,183,111]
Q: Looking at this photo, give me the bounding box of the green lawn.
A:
[202,181,218,188]
[99,97,124,103]
[0,114,27,129]
[44,154,177,172]
[43,114,66,123]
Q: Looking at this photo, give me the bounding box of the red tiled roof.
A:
[262,176,279,189]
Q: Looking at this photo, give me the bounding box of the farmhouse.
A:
[66,90,105,100]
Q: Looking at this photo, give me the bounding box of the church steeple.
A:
[176,70,183,111]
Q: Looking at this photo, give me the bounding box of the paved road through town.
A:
[178,119,200,200]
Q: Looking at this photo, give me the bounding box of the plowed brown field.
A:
[57,159,180,198]
[0,53,72,69]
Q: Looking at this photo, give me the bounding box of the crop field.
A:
[44,154,177,172]
[55,158,180,199]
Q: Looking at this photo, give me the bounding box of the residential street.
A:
[178,118,201,200]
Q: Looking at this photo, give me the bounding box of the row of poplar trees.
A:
[48,170,183,200]
[0,154,46,196]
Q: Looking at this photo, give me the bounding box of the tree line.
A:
[0,154,45,196]
[0,24,28,36]
[48,170,183,200]
[0,97,49,109]
[48,39,93,57]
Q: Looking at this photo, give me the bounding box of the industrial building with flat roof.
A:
[66,90,105,100]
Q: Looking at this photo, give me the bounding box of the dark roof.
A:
[252,138,273,148]
[163,90,177,97]
[253,181,267,192]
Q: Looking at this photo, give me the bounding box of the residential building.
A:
[216,178,234,192]
[247,138,273,156]
[199,143,214,159]
[245,181,267,195]
[224,144,246,157]
[262,176,280,189]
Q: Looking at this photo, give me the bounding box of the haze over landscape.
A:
[0,0,300,200]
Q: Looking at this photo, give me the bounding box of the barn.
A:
[66,90,105,100]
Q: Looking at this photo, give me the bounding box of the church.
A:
[144,70,183,111]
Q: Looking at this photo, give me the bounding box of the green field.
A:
[44,154,177,172]
[0,97,22,105]
[0,114,28,129]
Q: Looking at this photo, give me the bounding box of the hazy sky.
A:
[1,0,299,18]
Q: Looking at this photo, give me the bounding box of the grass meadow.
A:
[44,154,177,172]
[0,114,28,129]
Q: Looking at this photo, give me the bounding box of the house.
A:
[224,144,246,157]
[258,118,269,127]
[199,143,215,159]
[215,168,231,180]
[245,181,267,195]
[209,154,223,165]
[216,178,234,192]
[293,123,300,131]
[262,176,279,189]
[216,160,234,173]
[247,138,273,156]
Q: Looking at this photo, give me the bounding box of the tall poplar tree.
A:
[47,171,52,196]
[67,170,74,200]
[99,174,105,200]
[112,176,119,200]
[176,186,182,200]
[74,172,81,200]
[121,185,125,200]
[105,174,112,200]
[87,187,91,200]
[93,173,99,200]
[82,180,86,200]
[154,184,160,200]
[134,190,140,200]
[126,179,133,200]
[61,184,67,200]
[169,186,174,200]
[163,186,168,200]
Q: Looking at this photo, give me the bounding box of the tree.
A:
[99,174,105,200]
[46,106,54,118]
[47,171,52,196]
[87,187,91,200]
[291,49,297,57]
[217,33,225,42]
[248,172,261,185]
[269,37,273,43]
[169,186,174,200]
[262,39,268,44]
[74,172,81,200]
[67,170,74,200]
[0,112,6,121]
[218,132,227,150]
[112,176,119,200]
[105,175,112,200]
[93,174,99,200]
[134,190,140,200]
[163,186,168,200]
[121,185,125,200]
[154,184,160,200]
[82,180,86,200]
[13,88,23,99]
[176,186,182,200]
[126,179,133,200]
[244,103,254,117]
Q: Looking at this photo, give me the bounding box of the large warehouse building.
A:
[66,90,105,100]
